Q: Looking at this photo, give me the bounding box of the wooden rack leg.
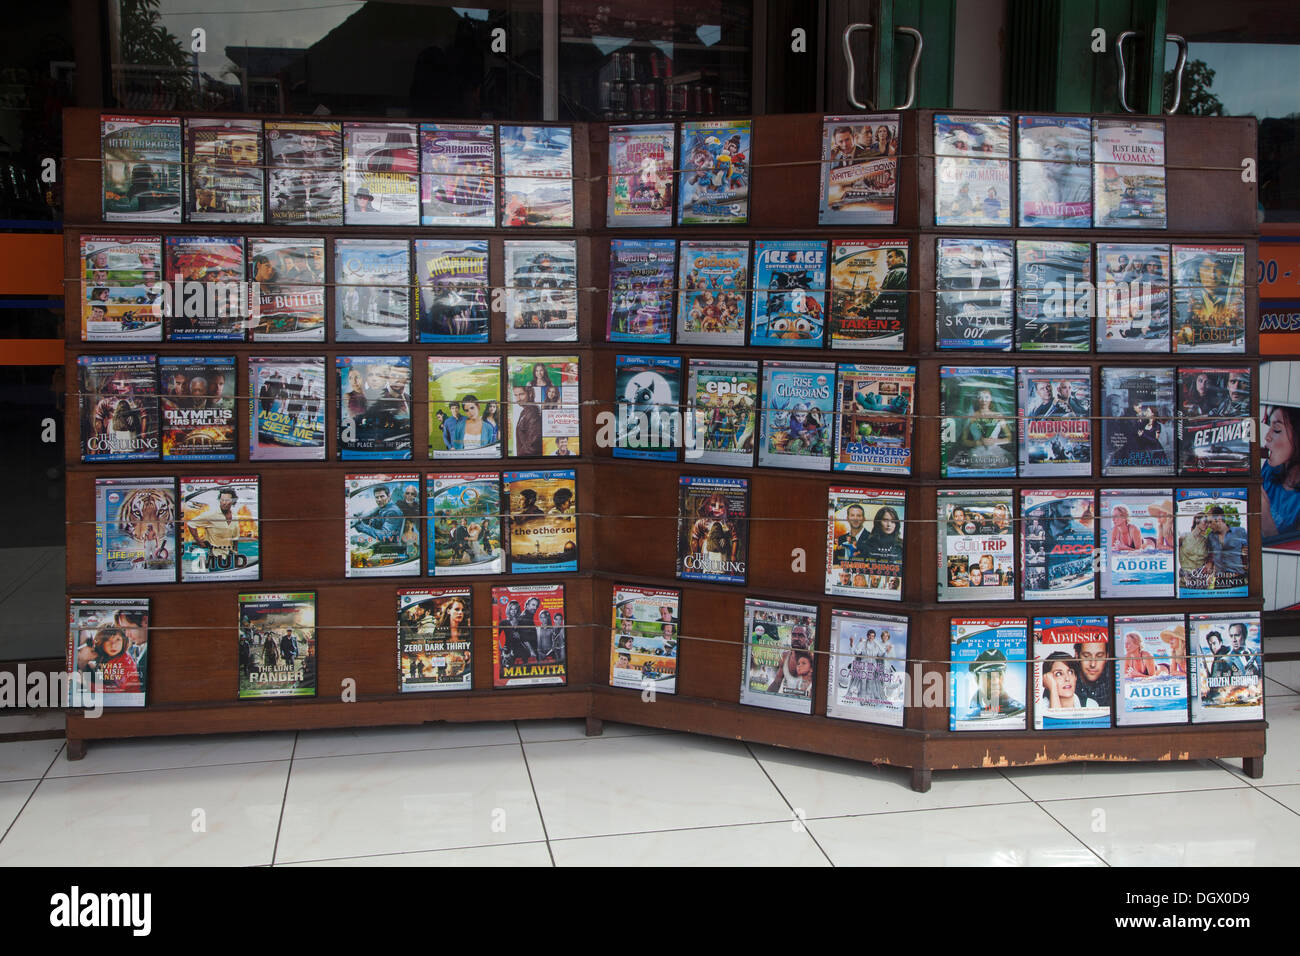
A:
[1242,756,1264,779]
[584,716,603,737]
[910,767,932,793]
[66,738,86,761]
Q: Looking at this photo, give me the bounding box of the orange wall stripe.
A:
[0,234,63,296]
[0,339,65,366]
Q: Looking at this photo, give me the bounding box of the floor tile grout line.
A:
[42,754,301,780]
[546,815,832,844]
[515,721,557,867]
[0,742,65,850]
[269,732,299,867]
[275,839,553,867]
[1251,786,1300,819]
[742,741,834,866]
[999,769,1112,868]
[1030,781,1253,804]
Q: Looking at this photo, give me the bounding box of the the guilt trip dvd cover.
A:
[677,475,749,585]
[937,489,1015,602]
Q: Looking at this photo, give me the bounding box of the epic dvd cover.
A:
[238,592,317,700]
[614,354,682,461]
[750,240,827,348]
[503,240,578,342]
[740,598,818,714]
[265,120,343,225]
[420,123,495,227]
[949,618,1028,731]
[179,475,259,582]
[101,115,181,222]
[828,239,908,350]
[607,123,674,227]
[78,353,159,462]
[338,355,412,461]
[398,588,473,692]
[687,358,757,468]
[505,355,580,458]
[677,240,748,346]
[248,356,326,461]
[427,472,504,576]
[757,360,834,470]
[95,476,176,585]
[162,236,246,341]
[1017,366,1092,477]
[247,237,326,341]
[1172,244,1246,354]
[678,119,751,224]
[491,583,567,687]
[1178,367,1251,474]
[335,238,411,342]
[1015,239,1092,351]
[607,238,675,343]
[414,239,489,343]
[343,122,419,226]
[80,234,163,340]
[345,473,422,578]
[818,114,899,225]
[1100,366,1175,476]
[825,486,905,601]
[937,489,1015,602]
[933,113,1011,227]
[499,125,574,227]
[610,584,680,694]
[1113,614,1188,726]
[184,117,263,223]
[677,475,749,585]
[1096,242,1171,352]
[833,363,915,475]
[936,238,1013,350]
[1020,489,1096,601]
[1033,617,1112,730]
[826,609,908,726]
[1016,115,1091,227]
[159,355,235,461]
[67,597,150,708]
[1189,611,1263,723]
[939,366,1016,478]
[505,469,578,574]
[1176,487,1249,598]
[1093,118,1167,229]
[428,356,501,459]
[1099,489,1175,599]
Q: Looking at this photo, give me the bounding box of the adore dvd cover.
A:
[1099,489,1175,599]
[1113,614,1188,726]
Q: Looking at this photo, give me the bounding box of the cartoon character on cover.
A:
[716,135,747,189]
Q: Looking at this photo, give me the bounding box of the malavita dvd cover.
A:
[607,123,674,227]
[160,355,235,461]
[491,583,567,687]
[1172,244,1246,354]
[238,592,317,699]
[427,472,503,576]
[757,360,834,470]
[1033,617,1112,730]
[345,473,422,578]
[818,114,898,225]
[398,588,473,692]
[162,236,246,342]
[1020,489,1096,601]
[1015,239,1092,351]
[504,239,578,342]
[247,237,325,341]
[936,238,1013,350]
[334,238,411,342]
[414,239,489,343]
[420,123,495,227]
[677,240,748,346]
[934,113,1011,227]
[608,238,675,343]
[265,120,343,225]
[499,125,574,227]
[101,115,181,222]
[184,117,263,223]
[1176,487,1249,598]
[1100,366,1175,476]
[79,353,160,462]
[677,475,748,585]
[825,486,905,601]
[1189,611,1263,723]
[949,618,1028,731]
[940,365,1016,478]
[678,119,750,224]
[1017,366,1091,477]
[740,598,818,714]
[937,489,1015,602]
[343,122,419,226]
[833,363,915,475]
[428,356,501,459]
[248,356,325,461]
[80,235,163,341]
[505,469,578,573]
[825,609,908,727]
[95,476,176,585]
[67,597,150,708]
[1096,241,1171,352]
[337,355,412,461]
[750,240,827,348]
[610,584,680,694]
[1113,614,1188,726]
[1177,367,1251,474]
[505,355,580,458]
[614,354,681,461]
[1099,489,1175,599]
[1093,118,1166,229]
[686,358,757,468]
[828,239,908,350]
[1016,115,1091,227]
[179,475,259,582]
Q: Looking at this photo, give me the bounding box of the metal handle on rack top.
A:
[843,22,874,110]
[1116,29,1139,113]
[1165,33,1188,114]
[893,26,923,110]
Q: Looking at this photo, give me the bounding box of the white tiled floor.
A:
[0,707,1297,866]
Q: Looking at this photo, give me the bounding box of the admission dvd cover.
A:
[95,476,176,585]
[67,597,150,708]
[740,598,818,714]
[428,356,501,459]
[1172,244,1246,354]
[343,121,419,226]
[248,356,326,461]
[1177,367,1252,474]
[825,486,905,601]
[162,235,246,341]
[184,117,263,223]
[936,238,1013,350]
[499,125,574,227]
[1017,115,1091,227]
[1100,366,1175,476]
[398,588,473,692]
[1099,489,1175,599]
[1093,118,1166,229]
[503,239,578,342]
[934,113,1011,227]
[179,475,259,583]
[937,489,1016,602]
[678,119,751,224]
[949,618,1028,731]
[607,123,674,227]
[101,115,181,222]
[750,240,827,348]
[238,592,317,700]
[247,237,326,341]
[677,475,749,585]
[828,238,908,350]
[159,355,235,461]
[614,354,682,461]
[610,584,680,694]
[1176,487,1249,598]
[833,363,915,475]
[1113,614,1188,726]
[491,583,567,687]
[79,353,159,463]
[1017,366,1092,477]
[1014,239,1092,351]
[505,355,580,458]
[1033,617,1112,729]
[940,366,1016,478]
[818,114,899,225]
[427,472,504,576]
[265,120,343,225]
[1096,241,1171,352]
[80,235,163,341]
[1188,611,1263,723]
[1020,489,1096,601]
[607,238,675,343]
[676,240,748,346]
[420,123,495,227]
[757,360,834,470]
[687,358,757,467]
[338,355,412,461]
[504,469,578,574]
[345,474,422,578]
[334,238,411,342]
[414,239,489,343]
[825,609,908,727]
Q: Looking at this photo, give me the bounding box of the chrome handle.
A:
[843,22,874,110]
[1116,29,1139,113]
[894,26,923,110]
[1164,33,1188,114]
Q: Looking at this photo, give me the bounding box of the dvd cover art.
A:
[937,489,1015,602]
[825,487,905,601]
[428,472,504,576]
[1172,244,1246,354]
[607,123,674,227]
[265,120,343,225]
[101,115,182,222]
[428,356,502,459]
[607,238,675,342]
[750,240,827,348]
[505,469,578,573]
[687,358,757,467]
[80,235,163,340]
[238,592,317,699]
[936,238,1013,350]
[614,354,681,461]
[1017,366,1092,477]
[78,354,159,462]
[1093,118,1166,229]
[159,355,235,461]
[1261,384,1300,548]
[1033,617,1111,729]
[1099,489,1175,599]
[163,236,246,341]
[343,122,418,225]
[1015,240,1092,351]
[1021,489,1096,601]
[415,239,489,343]
[398,588,473,692]
[500,125,574,227]
[335,238,411,342]
[1017,115,1091,227]
[1113,614,1188,726]
[677,475,748,585]
[338,356,412,460]
[248,237,326,341]
[420,123,495,227]
[185,117,263,223]
[345,474,422,578]
[1189,612,1263,723]
[678,119,751,224]
[677,240,748,346]
[833,363,915,475]
[740,598,818,714]
[504,240,578,342]
[491,583,567,687]
[1100,367,1175,476]
[248,356,326,461]
[818,114,898,225]
[1178,367,1251,474]
[933,113,1011,227]
[505,355,580,458]
[610,584,680,694]
[826,609,907,726]
[1096,242,1171,352]
[1177,487,1249,598]
[95,477,176,585]
[940,366,1016,478]
[828,239,908,350]
[67,598,149,708]
[757,361,834,470]
[949,618,1028,731]
[179,476,259,582]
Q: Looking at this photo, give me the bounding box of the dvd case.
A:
[934,113,1011,227]
[344,122,419,226]
[505,469,578,573]
[1093,118,1166,229]
[686,358,757,467]
[1096,242,1171,352]
[757,360,834,470]
[427,472,504,576]
[80,235,163,341]
[505,355,580,458]
[936,238,1013,350]
[179,476,259,582]
[607,238,675,343]
[338,355,412,461]
[1177,367,1251,474]
[415,239,489,343]
[1020,489,1096,601]
[265,120,343,225]
[818,114,899,225]
[614,354,682,461]
[1015,239,1092,351]
[1099,489,1175,599]
[79,354,159,463]
[1113,613,1188,726]
[491,583,567,687]
[67,597,150,708]
[677,475,748,585]
[163,236,246,342]
[1188,611,1263,723]
[750,240,828,348]
[678,119,750,224]
[1017,366,1092,477]
[398,588,473,692]
[1172,244,1246,354]
[160,355,235,461]
[345,474,422,578]
[825,486,905,601]
[937,489,1016,602]
[101,115,181,222]
[1033,617,1111,729]
[833,363,915,475]
[248,237,326,341]
[184,117,263,223]
[940,366,1016,478]
[1100,366,1176,476]
[828,239,908,349]
[1017,115,1091,227]
[825,609,908,726]
[1176,487,1249,598]
[500,125,574,227]
[238,592,317,699]
[607,123,674,227]
[740,598,818,714]
[335,238,411,342]
[950,618,1028,730]
[95,476,176,585]
[248,356,326,461]
[503,240,578,342]
[610,584,680,694]
[420,123,495,227]
[428,356,502,459]
[676,240,749,346]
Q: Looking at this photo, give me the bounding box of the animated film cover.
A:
[415,239,489,343]
[825,486,905,601]
[833,363,915,475]
[398,588,473,692]
[757,360,834,470]
[160,355,235,461]
[687,358,757,467]
[101,115,181,222]
[265,119,343,225]
[677,240,748,346]
[80,234,163,340]
[818,114,898,225]
[740,598,818,714]
[677,475,748,585]
[614,354,681,461]
[949,617,1028,731]
[491,583,567,687]
[428,356,502,459]
[427,472,504,576]
[607,238,675,343]
[238,592,317,699]
[825,609,908,727]
[248,356,326,461]
[750,240,827,348]
[610,584,680,694]
[179,475,259,582]
[678,119,750,224]
[79,353,159,462]
[828,238,908,350]
[607,123,674,227]
[95,476,176,585]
